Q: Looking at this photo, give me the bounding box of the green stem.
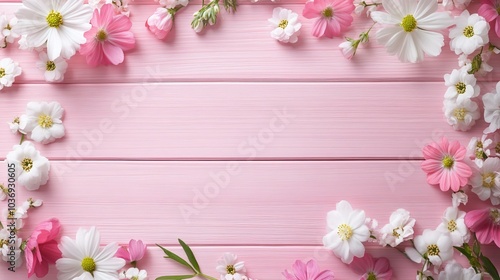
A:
[19,134,25,145]
[198,273,218,280]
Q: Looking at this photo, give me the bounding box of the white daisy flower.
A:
[323,200,370,264]
[370,0,453,63]
[5,141,50,191]
[470,157,500,205]
[0,15,20,48]
[452,191,468,208]
[407,229,453,267]
[19,101,65,144]
[0,57,22,91]
[56,227,126,280]
[467,135,492,167]
[378,208,416,247]
[443,98,480,132]
[36,52,68,83]
[436,207,469,246]
[269,8,301,44]
[14,0,93,60]
[216,253,246,280]
[443,67,479,103]
[483,82,500,134]
[438,261,481,280]
[449,11,489,55]
[119,267,148,280]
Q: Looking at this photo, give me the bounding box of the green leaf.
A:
[480,255,500,280]
[156,275,196,280]
[454,246,472,258]
[156,244,195,272]
[473,240,481,257]
[178,239,201,272]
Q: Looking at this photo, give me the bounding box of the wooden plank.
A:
[0,82,487,160]
[9,160,492,245]
[0,3,496,83]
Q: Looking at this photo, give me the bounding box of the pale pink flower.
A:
[302,0,355,38]
[465,208,500,247]
[421,137,472,192]
[350,254,392,280]
[282,259,334,280]
[25,218,62,278]
[146,8,174,40]
[116,239,147,263]
[80,4,135,66]
[478,0,500,39]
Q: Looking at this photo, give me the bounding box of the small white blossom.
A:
[407,230,453,267]
[470,157,500,205]
[452,191,468,207]
[438,261,481,280]
[269,8,301,44]
[159,0,189,8]
[119,267,148,280]
[35,52,68,83]
[19,101,65,144]
[483,82,500,134]
[436,207,469,246]
[0,58,22,91]
[449,11,489,55]
[443,99,480,131]
[467,135,492,167]
[5,141,50,191]
[378,208,416,247]
[216,253,246,280]
[444,67,480,102]
[1,237,23,268]
[0,15,20,48]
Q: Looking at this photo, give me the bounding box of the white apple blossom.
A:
[470,157,500,205]
[444,67,480,103]
[5,141,50,191]
[483,82,500,134]
[19,101,65,144]
[378,208,416,247]
[443,99,480,131]
[269,8,301,44]
[449,11,489,55]
[436,207,469,246]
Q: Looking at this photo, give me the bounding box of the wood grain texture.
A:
[0,3,498,83]
[0,82,490,160]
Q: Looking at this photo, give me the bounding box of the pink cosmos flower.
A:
[465,208,500,247]
[146,8,174,40]
[282,259,334,280]
[115,239,147,264]
[302,0,355,38]
[350,254,393,280]
[80,4,135,66]
[478,0,500,38]
[25,218,62,278]
[421,137,472,192]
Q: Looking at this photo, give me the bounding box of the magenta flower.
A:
[350,254,393,280]
[465,208,500,247]
[302,0,354,38]
[146,8,174,40]
[421,137,472,192]
[80,4,135,66]
[25,218,62,278]
[116,239,147,264]
[478,0,500,38]
[283,259,334,280]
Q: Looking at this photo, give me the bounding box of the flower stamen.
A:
[38,114,54,128]
[226,264,236,274]
[46,10,63,28]
[0,68,5,78]
[322,7,334,19]
[483,173,496,188]
[455,82,466,94]
[447,220,457,232]
[337,223,353,241]
[81,257,96,273]
[401,14,417,32]
[453,108,466,121]
[367,272,377,280]
[278,19,288,29]
[427,244,440,256]
[96,30,108,41]
[21,158,33,172]
[46,61,56,71]
[442,155,455,169]
[463,26,474,38]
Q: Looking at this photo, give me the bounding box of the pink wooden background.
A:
[1,1,500,279]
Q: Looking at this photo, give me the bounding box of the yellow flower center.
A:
[0,68,5,78]
[447,220,457,232]
[322,7,333,19]
[455,82,466,94]
[131,277,139,280]
[226,264,236,274]
[38,114,54,128]
[442,155,454,169]
[96,30,108,41]
[427,244,440,256]
[497,6,500,14]
[453,108,466,121]
[392,227,400,238]
[46,61,56,71]
[81,257,96,273]
[401,14,417,32]
[367,272,377,280]
[337,223,353,241]
[278,19,288,29]
[46,10,63,28]
[463,26,474,38]
[13,117,20,124]
[0,239,8,247]
[21,158,33,172]
[490,209,500,224]
[483,172,496,188]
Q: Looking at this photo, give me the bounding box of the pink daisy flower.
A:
[465,208,500,247]
[350,254,393,280]
[80,3,135,66]
[282,259,334,280]
[478,0,500,39]
[115,239,147,264]
[421,137,472,192]
[302,0,355,38]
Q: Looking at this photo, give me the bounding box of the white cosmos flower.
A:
[370,0,453,63]
[36,52,68,83]
[470,157,500,205]
[378,208,416,247]
[269,8,302,44]
[0,15,20,48]
[19,101,65,144]
[467,135,492,167]
[449,11,489,55]
[5,141,50,191]
[119,267,148,280]
[436,207,469,246]
[483,82,500,134]
[216,253,246,280]
[438,261,481,280]
[443,98,480,132]
[444,67,479,103]
[0,57,22,91]
[407,229,453,267]
[14,0,93,60]
[56,227,126,280]
[323,200,370,264]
